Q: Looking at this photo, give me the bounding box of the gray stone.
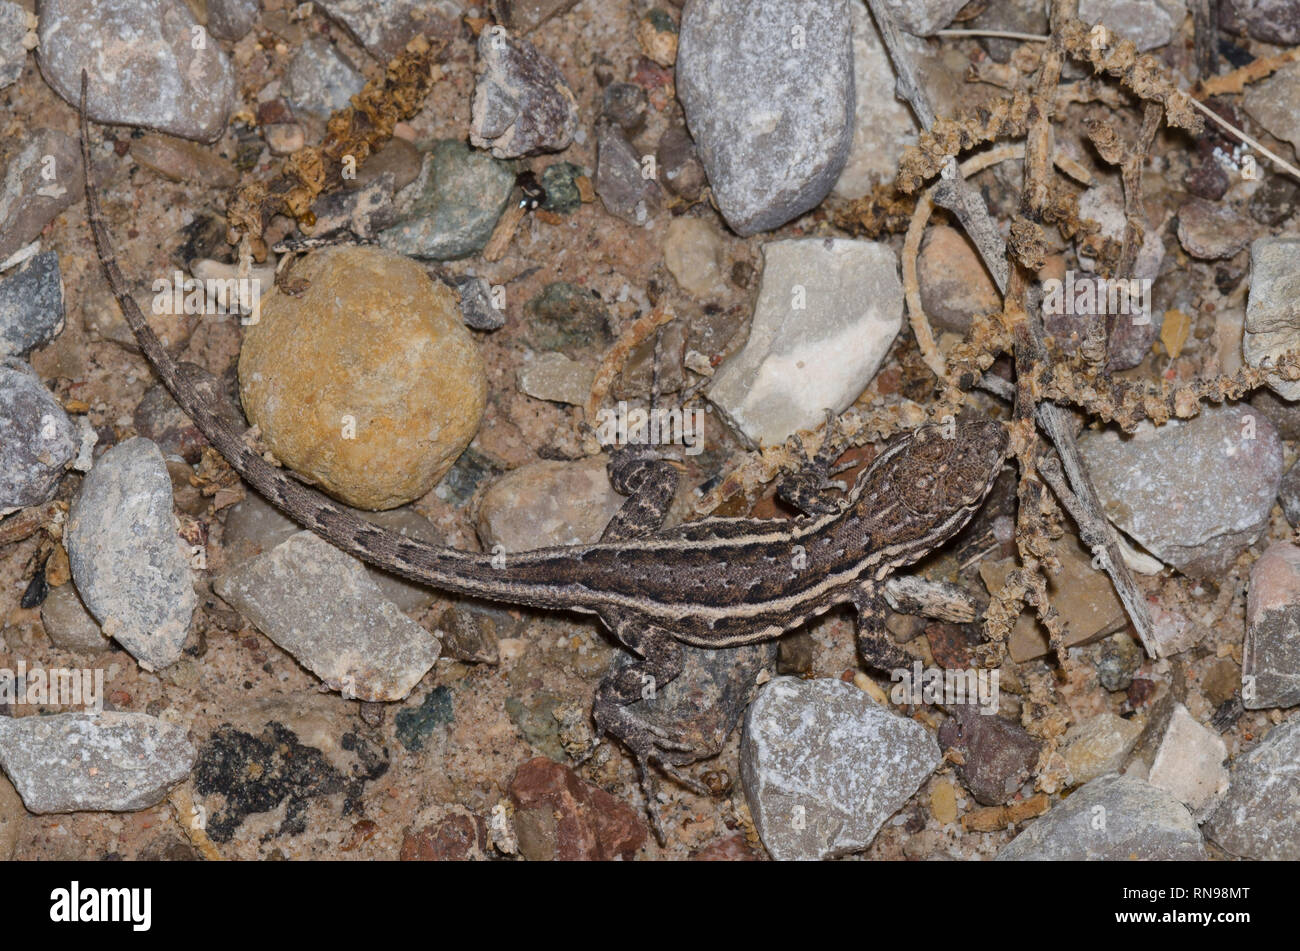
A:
[601,82,648,134]
[1204,714,1300,859]
[206,0,259,41]
[707,238,902,448]
[741,676,941,861]
[488,0,579,33]
[0,713,195,813]
[1147,704,1229,820]
[65,437,197,671]
[40,583,110,655]
[284,38,365,119]
[1223,0,1300,49]
[879,0,967,36]
[477,456,625,551]
[1078,0,1179,51]
[1243,237,1300,401]
[452,274,504,330]
[832,0,919,199]
[1244,541,1300,709]
[314,0,460,59]
[215,531,440,702]
[595,121,659,226]
[37,0,236,142]
[221,491,440,613]
[996,774,1205,860]
[656,125,706,201]
[0,360,76,513]
[0,129,83,263]
[1061,712,1143,785]
[0,251,64,357]
[1244,61,1300,154]
[470,28,577,158]
[1077,403,1283,578]
[968,0,1049,62]
[1176,197,1253,260]
[1280,459,1300,527]
[517,350,593,405]
[0,0,26,90]
[676,0,854,236]
[379,140,515,260]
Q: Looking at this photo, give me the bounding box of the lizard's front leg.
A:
[853,584,915,672]
[592,615,706,843]
[601,445,679,541]
[777,409,854,516]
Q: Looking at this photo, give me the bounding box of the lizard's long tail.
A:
[77,71,575,608]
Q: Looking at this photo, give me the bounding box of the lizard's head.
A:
[853,417,1007,557]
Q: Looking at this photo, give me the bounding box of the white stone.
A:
[1147,704,1229,821]
[707,238,902,447]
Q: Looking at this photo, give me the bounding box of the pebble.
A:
[215,531,440,701]
[967,0,1049,62]
[1147,703,1229,820]
[206,0,259,41]
[707,238,903,448]
[0,129,83,263]
[1280,460,1300,527]
[1204,714,1300,859]
[476,457,625,551]
[1243,541,1300,709]
[539,162,586,214]
[1077,403,1282,578]
[1061,712,1143,785]
[309,176,396,239]
[470,29,577,158]
[284,38,365,119]
[1251,386,1300,439]
[130,133,239,188]
[400,813,488,861]
[354,138,423,193]
[1092,631,1144,691]
[313,0,456,59]
[239,246,486,510]
[451,274,505,331]
[516,350,593,405]
[601,82,648,134]
[637,8,678,66]
[221,492,442,612]
[656,125,706,201]
[1244,61,1300,153]
[491,0,580,34]
[39,583,110,655]
[65,437,196,671]
[0,361,76,513]
[832,0,919,198]
[0,251,64,358]
[1243,237,1300,401]
[880,0,967,36]
[1223,0,1300,48]
[996,774,1206,860]
[1249,176,1300,227]
[0,0,26,90]
[380,140,516,260]
[938,705,1041,806]
[435,603,506,665]
[595,121,660,225]
[0,712,195,813]
[740,676,941,861]
[1078,0,1177,51]
[1176,197,1253,260]
[525,281,612,352]
[508,756,646,861]
[917,225,1001,334]
[676,0,854,236]
[663,216,725,299]
[38,0,235,142]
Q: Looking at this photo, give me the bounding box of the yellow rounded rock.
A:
[239,246,486,510]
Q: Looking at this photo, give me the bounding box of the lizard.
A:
[77,72,1009,841]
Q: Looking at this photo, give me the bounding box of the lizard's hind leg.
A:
[853,585,915,672]
[591,616,707,844]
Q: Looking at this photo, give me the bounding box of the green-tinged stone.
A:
[540,162,587,214]
[379,139,516,260]
[395,686,454,751]
[505,692,566,761]
[525,281,611,352]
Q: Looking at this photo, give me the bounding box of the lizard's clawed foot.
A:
[778,409,853,517]
[593,693,708,845]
